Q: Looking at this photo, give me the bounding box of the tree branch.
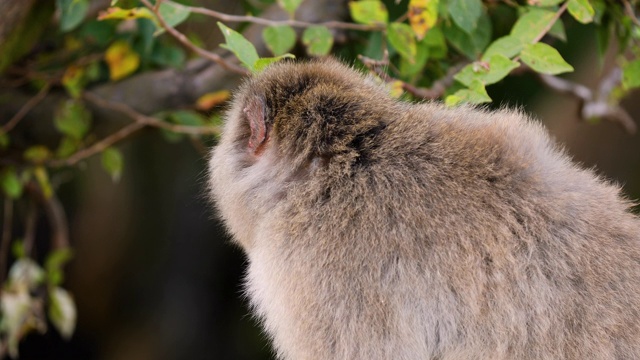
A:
[183,3,383,31]
[537,69,637,134]
[0,197,13,282]
[139,0,249,75]
[2,84,50,133]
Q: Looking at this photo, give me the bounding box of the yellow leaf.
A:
[196,90,231,110]
[408,0,439,40]
[104,41,140,81]
[387,80,405,98]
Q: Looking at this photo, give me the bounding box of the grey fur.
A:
[208,59,640,360]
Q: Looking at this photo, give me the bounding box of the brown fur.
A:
[208,59,640,360]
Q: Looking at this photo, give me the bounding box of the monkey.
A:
[207,58,640,360]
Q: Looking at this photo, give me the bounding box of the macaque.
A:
[208,58,640,360]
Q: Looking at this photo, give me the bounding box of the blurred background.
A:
[1,0,640,359]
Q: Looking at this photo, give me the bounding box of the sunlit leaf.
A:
[57,0,89,32]
[101,148,123,182]
[54,99,92,140]
[445,79,491,106]
[455,54,519,86]
[8,259,46,289]
[0,167,23,199]
[408,0,439,40]
[277,0,303,17]
[1,287,43,358]
[482,35,523,60]
[387,80,405,98]
[567,0,594,24]
[218,22,259,71]
[349,1,389,25]
[97,6,154,21]
[511,8,555,44]
[521,42,574,75]
[388,23,417,63]
[302,26,334,56]
[196,90,231,110]
[253,54,296,73]
[623,60,640,89]
[105,40,140,81]
[263,25,297,56]
[49,287,77,339]
[448,0,482,34]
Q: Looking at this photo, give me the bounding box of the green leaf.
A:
[399,36,431,77]
[263,26,297,56]
[521,43,573,75]
[55,137,79,158]
[54,99,92,140]
[45,248,74,286]
[423,26,447,59]
[253,54,296,73]
[101,148,123,182]
[388,23,417,63]
[151,43,186,68]
[80,20,116,47]
[24,146,52,164]
[443,11,491,59]
[623,60,640,89]
[448,0,482,34]
[302,26,334,56]
[349,1,389,25]
[455,54,519,86]
[218,22,259,72]
[567,0,594,24]
[445,79,491,106]
[34,166,53,199]
[482,35,524,60]
[0,129,9,149]
[511,8,556,44]
[49,287,77,340]
[548,17,566,41]
[154,1,191,35]
[278,0,304,17]
[57,0,89,32]
[0,167,23,199]
[12,240,26,259]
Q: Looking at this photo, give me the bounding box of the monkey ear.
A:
[244,96,269,154]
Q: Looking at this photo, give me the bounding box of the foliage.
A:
[0,0,639,356]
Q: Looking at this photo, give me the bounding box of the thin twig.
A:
[0,198,13,282]
[623,0,640,27]
[47,121,146,167]
[83,92,221,135]
[537,71,637,134]
[140,0,249,75]
[22,199,38,257]
[513,2,569,62]
[183,4,384,31]
[42,193,69,250]
[2,84,51,133]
